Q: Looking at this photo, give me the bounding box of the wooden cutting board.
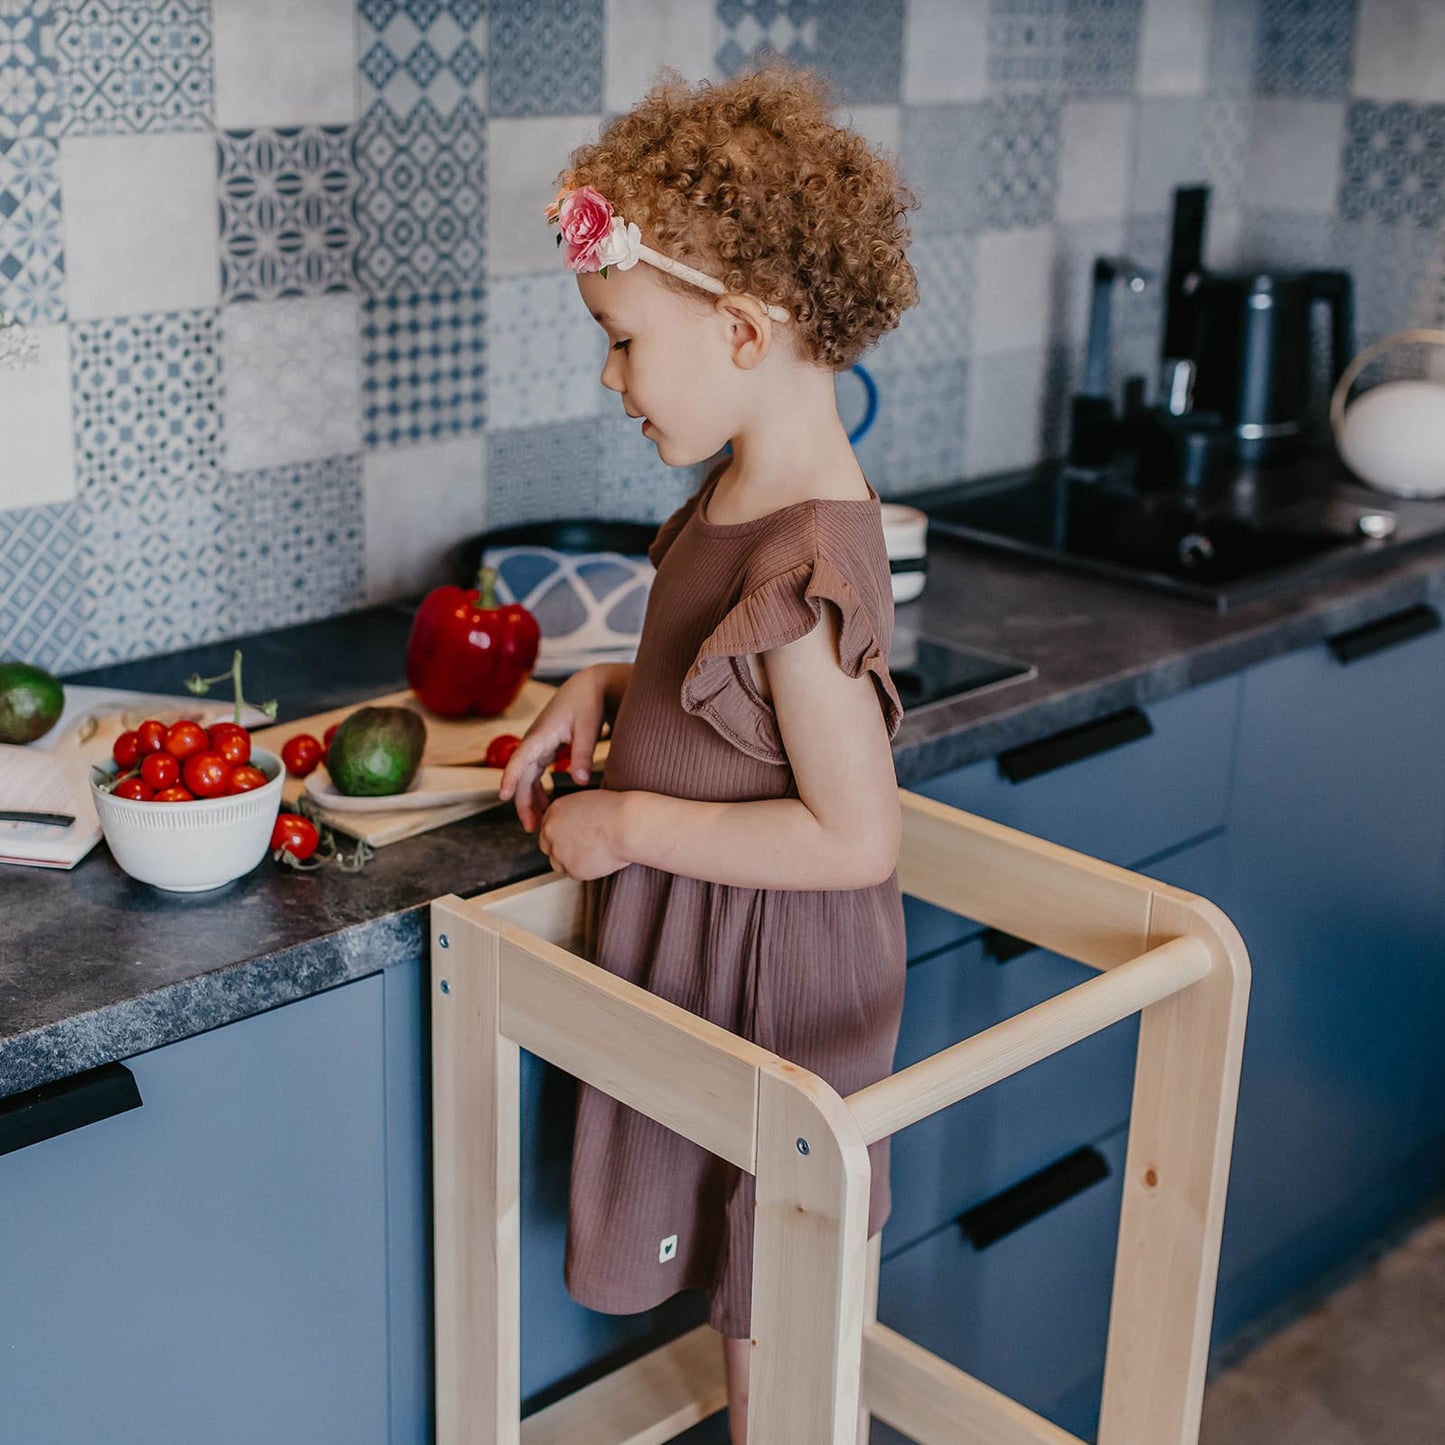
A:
[249,680,609,847]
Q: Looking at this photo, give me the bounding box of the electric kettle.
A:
[1185,268,1355,465]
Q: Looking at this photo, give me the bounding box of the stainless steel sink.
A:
[903,450,1445,611]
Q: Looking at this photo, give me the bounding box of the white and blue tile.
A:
[355,97,485,296]
[1339,101,1444,231]
[1130,97,1207,216]
[1049,217,1126,352]
[76,467,234,665]
[489,0,602,118]
[1063,0,1142,97]
[900,103,990,236]
[360,0,487,118]
[1203,96,1252,209]
[0,136,65,323]
[988,0,1064,93]
[70,309,221,491]
[221,294,363,471]
[54,0,212,135]
[487,273,605,430]
[362,286,486,448]
[849,354,970,495]
[222,457,366,629]
[812,0,904,105]
[715,0,819,81]
[1328,214,1441,349]
[983,93,1060,228]
[0,5,59,140]
[0,501,87,673]
[1114,211,1168,390]
[1254,0,1356,98]
[963,348,1047,478]
[889,232,975,367]
[486,417,601,528]
[219,126,360,301]
[1208,0,1258,97]
[593,408,707,523]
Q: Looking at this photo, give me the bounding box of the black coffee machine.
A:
[1071,186,1356,487]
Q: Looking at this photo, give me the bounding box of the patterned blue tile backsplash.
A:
[0,0,1440,671]
[0,135,65,322]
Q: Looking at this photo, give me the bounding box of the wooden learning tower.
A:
[431,787,1250,1444]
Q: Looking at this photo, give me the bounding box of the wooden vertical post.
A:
[749,1061,873,1445]
[1097,892,1251,1444]
[856,1230,882,1445]
[433,896,522,1445]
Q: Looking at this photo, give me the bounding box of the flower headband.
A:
[545,178,791,324]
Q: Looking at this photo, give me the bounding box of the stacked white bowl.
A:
[880,504,929,603]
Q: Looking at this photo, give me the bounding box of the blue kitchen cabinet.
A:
[0,970,402,1445]
[1211,611,1445,1345]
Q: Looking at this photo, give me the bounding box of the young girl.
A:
[497,62,918,1442]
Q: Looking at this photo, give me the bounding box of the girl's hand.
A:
[499,666,607,832]
[536,790,629,880]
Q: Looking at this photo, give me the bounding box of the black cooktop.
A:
[888,624,1034,709]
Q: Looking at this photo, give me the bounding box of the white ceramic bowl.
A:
[90,746,286,893]
[881,503,929,603]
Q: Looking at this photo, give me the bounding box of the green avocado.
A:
[325,705,427,797]
[0,661,65,744]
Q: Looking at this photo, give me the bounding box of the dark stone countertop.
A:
[4,485,1445,1100]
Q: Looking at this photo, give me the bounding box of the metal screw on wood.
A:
[440,979,451,994]
[796,1137,810,1155]
[439,934,450,949]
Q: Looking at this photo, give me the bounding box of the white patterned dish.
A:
[90,747,285,893]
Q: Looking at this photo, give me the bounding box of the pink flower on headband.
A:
[547,183,642,275]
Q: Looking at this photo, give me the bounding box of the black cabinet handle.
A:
[982,928,1034,964]
[0,1062,143,1157]
[1327,604,1441,664]
[996,707,1152,783]
[958,1146,1110,1251]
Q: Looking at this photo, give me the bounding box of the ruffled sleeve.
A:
[680,552,903,766]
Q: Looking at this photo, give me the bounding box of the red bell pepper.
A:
[405,566,541,718]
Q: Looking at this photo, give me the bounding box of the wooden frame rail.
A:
[432,788,1250,1445]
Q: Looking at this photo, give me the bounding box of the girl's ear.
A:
[715,294,772,371]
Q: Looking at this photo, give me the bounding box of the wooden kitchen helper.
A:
[431,788,1250,1445]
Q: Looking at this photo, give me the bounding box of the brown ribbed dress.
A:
[563,459,908,1339]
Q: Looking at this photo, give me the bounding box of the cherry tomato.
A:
[164,719,209,761]
[552,742,572,775]
[140,752,180,790]
[183,751,233,799]
[227,764,268,793]
[152,785,196,803]
[281,734,323,778]
[323,722,340,750]
[112,776,152,801]
[207,721,251,767]
[484,733,522,768]
[271,813,320,862]
[135,719,168,757]
[112,730,140,769]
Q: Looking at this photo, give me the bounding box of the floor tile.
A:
[223,457,366,631]
[1064,0,1143,97]
[1254,0,1357,98]
[54,0,212,135]
[360,0,488,119]
[486,417,601,527]
[76,467,234,665]
[355,97,485,297]
[361,286,486,448]
[0,500,86,673]
[489,0,603,118]
[219,125,361,301]
[1339,100,1445,231]
[70,308,220,491]
[486,272,604,430]
[220,294,362,470]
[0,5,59,140]
[0,135,65,323]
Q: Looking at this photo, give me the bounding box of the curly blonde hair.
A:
[560,63,919,370]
